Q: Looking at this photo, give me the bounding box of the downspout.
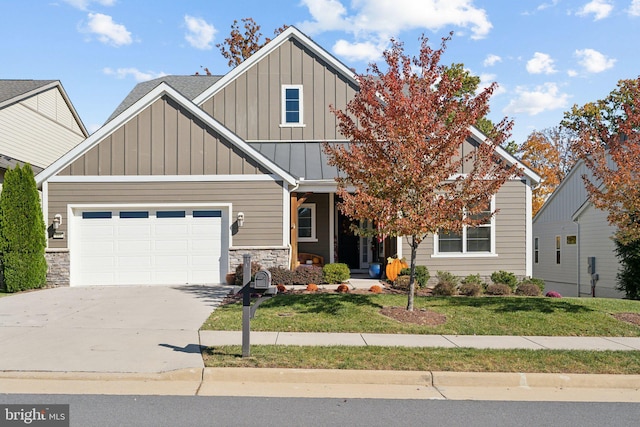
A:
[574,219,580,297]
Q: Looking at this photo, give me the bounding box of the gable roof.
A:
[0,80,88,137]
[35,82,296,187]
[105,75,222,123]
[193,26,359,105]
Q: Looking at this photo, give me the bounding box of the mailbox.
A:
[253,270,272,290]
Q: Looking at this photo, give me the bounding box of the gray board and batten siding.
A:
[199,38,358,142]
[58,97,268,177]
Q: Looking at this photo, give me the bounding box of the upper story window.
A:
[534,237,539,264]
[435,197,495,256]
[281,85,304,127]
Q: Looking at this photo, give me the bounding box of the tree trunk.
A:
[406,235,418,311]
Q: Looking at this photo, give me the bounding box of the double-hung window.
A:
[435,198,495,256]
[281,85,304,126]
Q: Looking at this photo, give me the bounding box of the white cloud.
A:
[503,83,570,116]
[483,54,502,67]
[478,73,506,96]
[297,0,349,34]
[567,69,578,77]
[629,0,640,16]
[537,0,560,11]
[576,0,614,20]
[103,67,167,82]
[526,52,557,74]
[575,48,616,72]
[332,39,384,62]
[84,13,131,46]
[184,15,216,50]
[64,0,116,11]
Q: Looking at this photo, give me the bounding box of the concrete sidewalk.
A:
[199,330,640,351]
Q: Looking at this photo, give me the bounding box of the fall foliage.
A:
[562,77,640,245]
[216,18,287,68]
[518,127,576,216]
[323,34,517,311]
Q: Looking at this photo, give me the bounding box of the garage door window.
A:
[120,211,149,219]
[157,211,186,218]
[193,210,222,218]
[82,211,112,219]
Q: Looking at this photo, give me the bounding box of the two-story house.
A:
[35,27,540,287]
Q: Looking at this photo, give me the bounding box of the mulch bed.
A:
[379,306,447,326]
[612,312,640,327]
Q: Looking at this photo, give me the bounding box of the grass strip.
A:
[203,345,640,375]
[202,294,640,337]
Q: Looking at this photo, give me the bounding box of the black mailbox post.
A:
[239,254,277,357]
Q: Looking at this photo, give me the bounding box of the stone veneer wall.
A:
[228,247,290,272]
[45,249,70,287]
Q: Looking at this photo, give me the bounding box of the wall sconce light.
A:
[237,212,245,227]
[52,214,62,230]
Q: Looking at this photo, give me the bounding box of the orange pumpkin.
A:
[386,257,407,282]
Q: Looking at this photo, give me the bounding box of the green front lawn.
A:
[202,293,640,337]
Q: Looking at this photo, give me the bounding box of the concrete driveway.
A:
[0,285,229,373]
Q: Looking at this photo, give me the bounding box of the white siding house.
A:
[532,160,623,298]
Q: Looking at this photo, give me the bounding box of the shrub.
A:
[398,266,430,287]
[491,270,518,291]
[323,263,350,284]
[485,283,512,295]
[515,282,542,296]
[369,285,383,293]
[393,275,419,294]
[268,266,294,286]
[519,277,545,293]
[336,283,350,293]
[545,291,562,298]
[293,265,323,285]
[458,282,482,297]
[234,261,263,286]
[615,238,640,300]
[306,283,318,292]
[0,164,47,292]
[432,271,459,296]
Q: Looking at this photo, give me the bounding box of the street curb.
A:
[203,367,432,385]
[432,371,640,389]
[0,368,203,382]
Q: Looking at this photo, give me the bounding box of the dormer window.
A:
[281,85,304,127]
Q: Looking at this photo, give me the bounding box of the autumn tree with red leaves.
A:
[518,127,576,216]
[216,18,287,68]
[323,34,518,311]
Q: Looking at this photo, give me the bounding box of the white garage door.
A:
[73,208,224,286]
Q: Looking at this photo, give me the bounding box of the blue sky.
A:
[1,0,639,144]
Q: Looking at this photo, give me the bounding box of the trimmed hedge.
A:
[0,164,47,292]
[323,263,350,284]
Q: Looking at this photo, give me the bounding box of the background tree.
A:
[517,126,576,216]
[216,18,287,68]
[0,164,47,292]
[562,77,640,298]
[323,34,517,310]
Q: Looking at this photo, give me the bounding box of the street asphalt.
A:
[0,282,639,401]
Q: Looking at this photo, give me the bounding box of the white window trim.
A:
[298,203,317,242]
[280,84,305,127]
[433,196,496,257]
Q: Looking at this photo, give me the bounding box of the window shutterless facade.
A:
[281,85,304,126]
[434,198,495,256]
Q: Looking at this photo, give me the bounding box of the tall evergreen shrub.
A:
[615,238,640,300]
[0,164,47,292]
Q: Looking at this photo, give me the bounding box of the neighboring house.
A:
[35,27,540,287]
[0,80,88,181]
[532,160,622,298]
